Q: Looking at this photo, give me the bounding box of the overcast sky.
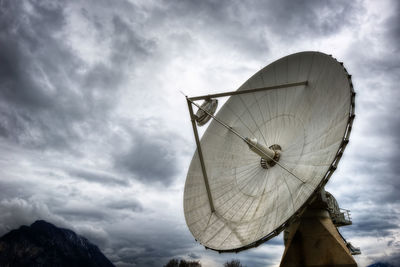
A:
[0,0,399,266]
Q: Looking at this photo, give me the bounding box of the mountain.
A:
[0,220,114,267]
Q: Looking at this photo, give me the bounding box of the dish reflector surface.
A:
[184,51,354,251]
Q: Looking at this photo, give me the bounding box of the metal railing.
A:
[340,208,352,222]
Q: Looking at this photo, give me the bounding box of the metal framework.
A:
[188,81,308,101]
[184,56,356,253]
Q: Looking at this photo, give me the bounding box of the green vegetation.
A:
[164,258,201,267]
[164,258,245,267]
[224,259,245,267]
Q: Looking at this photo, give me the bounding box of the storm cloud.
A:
[0,0,399,266]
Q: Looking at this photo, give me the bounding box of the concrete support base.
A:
[279,209,357,267]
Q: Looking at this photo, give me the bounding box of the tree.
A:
[224,259,244,267]
[179,259,201,267]
[164,258,201,267]
[165,258,179,267]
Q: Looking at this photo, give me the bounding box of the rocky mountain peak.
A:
[0,220,114,267]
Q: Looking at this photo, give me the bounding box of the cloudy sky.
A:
[0,0,399,266]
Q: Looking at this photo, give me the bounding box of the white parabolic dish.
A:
[184,51,355,252]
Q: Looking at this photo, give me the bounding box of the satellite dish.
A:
[183,51,355,253]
